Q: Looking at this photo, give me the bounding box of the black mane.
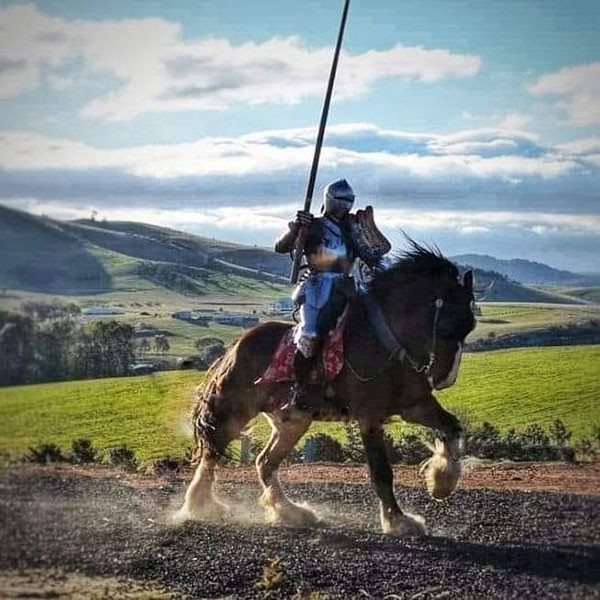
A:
[369,238,459,297]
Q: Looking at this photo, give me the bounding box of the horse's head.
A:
[369,242,476,390]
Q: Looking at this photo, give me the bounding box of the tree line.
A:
[0,309,135,387]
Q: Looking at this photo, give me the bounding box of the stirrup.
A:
[282,383,310,411]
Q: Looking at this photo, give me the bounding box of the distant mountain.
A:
[451,254,600,286]
[0,204,587,304]
[465,267,583,304]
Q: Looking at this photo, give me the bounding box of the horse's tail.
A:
[190,342,242,462]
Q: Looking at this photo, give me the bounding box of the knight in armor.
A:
[275,179,390,410]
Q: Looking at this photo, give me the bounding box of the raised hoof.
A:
[419,440,462,501]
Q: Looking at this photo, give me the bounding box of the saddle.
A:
[254,312,347,386]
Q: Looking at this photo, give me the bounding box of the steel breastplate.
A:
[308,218,351,272]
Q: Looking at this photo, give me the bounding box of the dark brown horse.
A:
[176,243,476,535]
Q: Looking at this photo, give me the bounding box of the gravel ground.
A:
[0,467,599,599]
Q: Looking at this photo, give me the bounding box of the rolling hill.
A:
[452,253,600,286]
[468,268,584,304]
[0,204,289,297]
[0,204,589,304]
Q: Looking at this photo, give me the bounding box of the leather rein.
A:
[344,293,444,385]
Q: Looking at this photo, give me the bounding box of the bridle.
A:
[344,293,444,385]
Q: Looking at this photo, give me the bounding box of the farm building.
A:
[268,297,295,314]
[83,306,123,316]
[213,314,259,327]
[171,310,192,321]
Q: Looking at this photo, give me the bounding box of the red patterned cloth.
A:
[255,311,347,385]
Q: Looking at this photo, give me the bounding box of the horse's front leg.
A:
[401,393,464,501]
[359,420,426,536]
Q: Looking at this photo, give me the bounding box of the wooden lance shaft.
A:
[289,0,350,284]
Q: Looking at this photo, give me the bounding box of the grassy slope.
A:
[437,346,600,435]
[0,371,199,462]
[468,303,600,341]
[0,345,598,462]
[553,287,600,304]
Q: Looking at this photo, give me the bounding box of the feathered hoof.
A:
[420,439,462,501]
[261,488,319,528]
[382,510,427,537]
[172,499,230,524]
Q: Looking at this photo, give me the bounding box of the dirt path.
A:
[216,460,600,495]
[1,464,599,599]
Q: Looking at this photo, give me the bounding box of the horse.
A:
[176,243,476,535]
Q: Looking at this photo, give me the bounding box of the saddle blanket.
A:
[255,313,347,385]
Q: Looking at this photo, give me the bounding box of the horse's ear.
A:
[463,270,473,293]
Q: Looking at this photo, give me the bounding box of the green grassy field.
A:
[469,302,600,341]
[0,345,598,463]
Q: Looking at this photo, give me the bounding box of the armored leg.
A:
[291,348,315,410]
[287,334,318,411]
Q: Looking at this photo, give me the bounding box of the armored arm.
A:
[275,222,300,254]
[275,211,315,254]
[347,206,391,269]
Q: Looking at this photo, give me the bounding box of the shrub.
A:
[574,437,597,461]
[465,421,578,462]
[194,337,225,351]
[23,442,66,464]
[70,438,97,464]
[286,446,304,464]
[106,445,137,470]
[343,422,365,463]
[303,434,344,462]
[549,419,572,446]
[200,343,226,366]
[391,432,431,465]
[149,456,184,476]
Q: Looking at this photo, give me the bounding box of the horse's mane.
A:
[369,237,458,298]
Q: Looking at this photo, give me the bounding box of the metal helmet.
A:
[323,179,355,217]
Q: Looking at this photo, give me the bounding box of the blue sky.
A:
[0,0,599,271]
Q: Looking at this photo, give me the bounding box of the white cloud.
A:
[460,225,490,234]
[557,136,600,155]
[529,62,600,126]
[373,208,600,235]
[7,198,599,239]
[0,4,482,121]
[497,113,531,131]
[0,4,76,98]
[556,136,600,168]
[0,124,580,181]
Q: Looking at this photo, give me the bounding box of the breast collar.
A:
[344,293,444,387]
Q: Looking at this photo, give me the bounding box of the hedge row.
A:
[20,419,598,473]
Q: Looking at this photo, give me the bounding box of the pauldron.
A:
[347,206,391,265]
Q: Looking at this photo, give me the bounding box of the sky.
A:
[0,0,599,272]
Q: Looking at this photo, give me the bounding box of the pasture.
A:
[0,345,598,463]
[469,302,600,340]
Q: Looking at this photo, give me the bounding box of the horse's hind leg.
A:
[257,413,317,527]
[401,393,464,501]
[360,420,426,536]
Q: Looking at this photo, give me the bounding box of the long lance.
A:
[289,0,350,284]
